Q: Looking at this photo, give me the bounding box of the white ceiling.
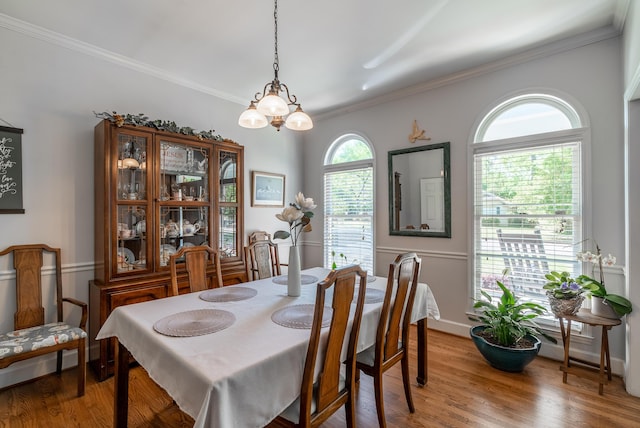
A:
[0,0,628,117]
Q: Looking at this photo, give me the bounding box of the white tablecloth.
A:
[96,267,440,428]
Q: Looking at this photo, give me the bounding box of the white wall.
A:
[0,24,302,388]
[303,36,634,383]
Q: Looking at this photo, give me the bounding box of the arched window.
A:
[471,92,586,324]
[323,134,375,274]
[475,94,580,142]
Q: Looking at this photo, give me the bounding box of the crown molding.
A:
[614,0,631,32]
[0,13,245,105]
[315,26,622,122]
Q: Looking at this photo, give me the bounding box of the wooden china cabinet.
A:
[89,119,246,380]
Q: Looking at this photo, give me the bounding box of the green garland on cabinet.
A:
[93,111,225,141]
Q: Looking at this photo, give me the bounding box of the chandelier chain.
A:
[273,0,279,75]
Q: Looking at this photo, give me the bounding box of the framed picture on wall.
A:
[251,171,285,207]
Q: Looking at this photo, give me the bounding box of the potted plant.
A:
[574,245,632,318]
[543,271,592,317]
[469,277,557,372]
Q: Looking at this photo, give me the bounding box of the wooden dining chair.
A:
[274,265,368,428]
[355,252,421,428]
[244,239,282,281]
[168,245,223,296]
[0,244,87,397]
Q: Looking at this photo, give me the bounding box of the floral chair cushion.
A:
[0,322,86,360]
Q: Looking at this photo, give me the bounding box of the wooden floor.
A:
[2,328,640,427]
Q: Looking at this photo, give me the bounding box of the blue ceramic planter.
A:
[470,325,542,372]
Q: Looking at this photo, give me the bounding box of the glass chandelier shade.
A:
[120,158,140,169]
[285,106,313,131]
[257,93,289,117]
[238,101,268,129]
[238,0,313,132]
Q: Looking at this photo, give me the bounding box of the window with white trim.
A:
[323,134,374,274]
[472,93,586,326]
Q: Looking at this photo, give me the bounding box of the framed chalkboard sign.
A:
[0,126,25,213]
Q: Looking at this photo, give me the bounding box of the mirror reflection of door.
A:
[420,177,444,232]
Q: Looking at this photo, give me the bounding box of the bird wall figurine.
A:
[408,120,430,143]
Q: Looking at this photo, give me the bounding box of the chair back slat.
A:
[169,245,222,296]
[13,248,46,329]
[184,251,209,292]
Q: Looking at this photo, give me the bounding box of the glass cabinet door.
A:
[219,150,238,259]
[115,132,149,275]
[158,139,211,268]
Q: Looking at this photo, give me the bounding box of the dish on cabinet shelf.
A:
[117,247,135,264]
[135,220,146,236]
[160,244,177,256]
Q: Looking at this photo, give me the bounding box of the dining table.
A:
[96,266,440,428]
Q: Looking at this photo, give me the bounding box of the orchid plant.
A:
[574,242,632,316]
[274,192,316,247]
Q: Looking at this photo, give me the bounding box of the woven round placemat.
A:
[199,287,258,302]
[272,274,319,285]
[153,309,235,337]
[357,288,385,304]
[271,304,333,329]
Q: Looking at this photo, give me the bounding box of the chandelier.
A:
[238,0,313,132]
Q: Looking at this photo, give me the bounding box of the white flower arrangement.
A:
[273,192,316,246]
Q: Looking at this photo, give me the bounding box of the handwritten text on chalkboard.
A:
[0,137,18,199]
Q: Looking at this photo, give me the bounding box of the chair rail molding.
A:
[0,261,95,281]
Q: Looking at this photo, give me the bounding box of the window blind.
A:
[324,166,374,274]
[473,142,582,313]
